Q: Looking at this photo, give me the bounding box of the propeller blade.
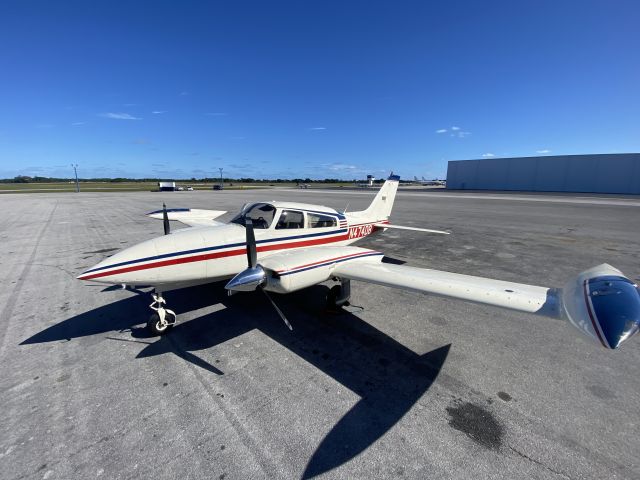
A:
[228,216,291,330]
[261,288,292,330]
[162,203,170,235]
[245,218,257,268]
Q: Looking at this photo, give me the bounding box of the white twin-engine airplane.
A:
[78,175,640,350]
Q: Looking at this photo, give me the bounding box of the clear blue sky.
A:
[0,0,638,180]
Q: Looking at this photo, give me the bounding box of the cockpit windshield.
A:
[230,203,276,229]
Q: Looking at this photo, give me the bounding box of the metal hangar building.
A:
[445,153,640,194]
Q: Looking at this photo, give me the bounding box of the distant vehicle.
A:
[158,181,176,191]
[213,185,223,190]
[186,186,194,191]
[298,184,310,189]
[176,186,185,191]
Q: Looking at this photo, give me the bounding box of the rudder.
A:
[360,174,400,221]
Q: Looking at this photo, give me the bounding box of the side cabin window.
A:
[275,210,305,229]
[307,213,337,228]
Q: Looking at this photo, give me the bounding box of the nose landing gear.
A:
[148,292,176,335]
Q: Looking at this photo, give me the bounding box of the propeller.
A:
[225,218,292,330]
[162,202,170,235]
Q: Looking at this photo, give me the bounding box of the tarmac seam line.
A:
[0,202,58,356]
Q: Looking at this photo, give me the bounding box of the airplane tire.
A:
[147,312,174,335]
[326,285,348,310]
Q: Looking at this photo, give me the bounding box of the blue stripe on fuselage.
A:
[82,228,349,274]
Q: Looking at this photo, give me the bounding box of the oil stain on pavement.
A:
[446,400,503,450]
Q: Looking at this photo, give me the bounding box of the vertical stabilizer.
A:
[357,174,400,221]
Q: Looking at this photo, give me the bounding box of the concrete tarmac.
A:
[1,188,639,479]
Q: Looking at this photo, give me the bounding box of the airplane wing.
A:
[333,259,640,349]
[147,208,227,227]
[334,261,555,315]
[251,245,638,349]
[258,246,554,316]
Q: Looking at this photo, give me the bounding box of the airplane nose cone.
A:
[77,259,108,281]
[587,276,640,349]
[77,252,129,283]
[77,230,208,285]
[76,239,160,284]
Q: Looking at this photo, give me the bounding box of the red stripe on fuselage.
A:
[79,231,350,280]
[78,220,388,281]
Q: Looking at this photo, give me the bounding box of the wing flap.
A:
[147,208,227,227]
[334,261,558,316]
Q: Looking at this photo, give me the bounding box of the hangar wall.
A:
[446,153,640,194]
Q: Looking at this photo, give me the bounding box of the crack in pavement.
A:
[509,445,573,479]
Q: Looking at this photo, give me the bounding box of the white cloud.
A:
[323,163,356,171]
[99,112,141,120]
[482,153,495,157]
[309,127,326,131]
[179,91,189,96]
[536,149,551,154]
[436,126,468,137]
[152,111,166,114]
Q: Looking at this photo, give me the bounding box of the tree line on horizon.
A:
[2,175,389,184]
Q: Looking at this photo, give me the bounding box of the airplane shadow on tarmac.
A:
[21,281,450,479]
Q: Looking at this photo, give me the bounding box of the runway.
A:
[1,188,639,479]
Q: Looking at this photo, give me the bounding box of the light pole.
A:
[71,164,79,192]
[219,167,223,189]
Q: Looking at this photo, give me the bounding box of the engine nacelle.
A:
[260,246,383,294]
[562,264,640,349]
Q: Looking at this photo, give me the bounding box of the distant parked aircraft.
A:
[414,176,446,186]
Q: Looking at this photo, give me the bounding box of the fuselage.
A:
[77,202,389,288]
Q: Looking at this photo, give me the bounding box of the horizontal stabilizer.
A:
[147,208,227,227]
[374,223,450,235]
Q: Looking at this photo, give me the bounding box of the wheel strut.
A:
[148,292,177,335]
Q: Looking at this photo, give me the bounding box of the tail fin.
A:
[358,174,400,221]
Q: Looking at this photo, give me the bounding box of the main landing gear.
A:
[147,292,176,335]
[145,280,351,334]
[327,278,351,311]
